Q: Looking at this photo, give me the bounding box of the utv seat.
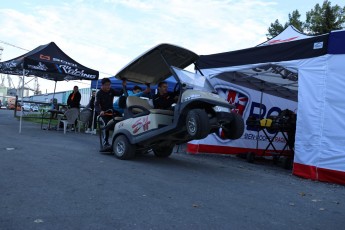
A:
[126,96,174,116]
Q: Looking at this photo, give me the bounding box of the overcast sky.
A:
[0,0,344,94]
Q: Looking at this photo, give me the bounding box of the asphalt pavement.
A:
[0,109,344,230]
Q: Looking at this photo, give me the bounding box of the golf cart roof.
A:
[114,43,199,85]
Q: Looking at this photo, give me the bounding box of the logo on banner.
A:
[215,87,250,140]
[132,116,150,134]
[39,54,51,60]
[226,90,249,116]
[28,62,48,71]
[265,36,299,45]
[53,58,77,67]
[58,65,97,79]
[1,60,17,69]
[313,42,323,49]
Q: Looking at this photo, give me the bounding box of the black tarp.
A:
[197,34,329,69]
[0,42,99,81]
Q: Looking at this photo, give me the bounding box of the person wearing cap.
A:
[94,78,124,149]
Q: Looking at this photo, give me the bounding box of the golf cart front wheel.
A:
[113,135,135,160]
[186,109,210,140]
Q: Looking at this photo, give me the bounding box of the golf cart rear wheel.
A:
[186,109,210,140]
[223,113,244,140]
[153,145,174,158]
[113,135,135,160]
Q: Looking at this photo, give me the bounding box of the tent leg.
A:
[256,90,264,156]
[19,70,25,134]
[90,80,98,134]
[48,81,57,130]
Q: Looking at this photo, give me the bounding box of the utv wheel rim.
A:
[116,141,125,156]
[188,117,197,134]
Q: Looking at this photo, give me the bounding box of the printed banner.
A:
[188,82,297,154]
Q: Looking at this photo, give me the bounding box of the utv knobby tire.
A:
[113,135,135,160]
[223,113,244,140]
[153,145,174,158]
[186,109,210,140]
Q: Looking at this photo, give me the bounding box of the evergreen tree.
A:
[305,0,345,34]
[267,19,285,39]
[266,0,345,38]
[266,10,304,39]
[286,10,305,32]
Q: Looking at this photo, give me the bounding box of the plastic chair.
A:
[57,108,80,134]
[77,108,92,132]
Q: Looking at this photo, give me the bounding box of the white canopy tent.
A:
[195,26,345,185]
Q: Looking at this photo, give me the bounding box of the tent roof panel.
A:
[0,42,99,81]
[197,34,329,69]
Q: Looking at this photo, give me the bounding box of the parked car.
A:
[102,44,244,160]
[22,103,39,112]
[30,105,39,112]
[22,103,31,111]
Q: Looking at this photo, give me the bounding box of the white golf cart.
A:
[108,44,244,159]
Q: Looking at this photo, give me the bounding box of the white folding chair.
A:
[57,108,80,134]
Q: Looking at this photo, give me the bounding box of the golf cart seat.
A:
[104,116,123,128]
[98,114,124,131]
[126,96,174,116]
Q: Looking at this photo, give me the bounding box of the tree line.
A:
[267,0,345,39]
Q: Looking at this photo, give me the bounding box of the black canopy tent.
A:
[0,42,99,133]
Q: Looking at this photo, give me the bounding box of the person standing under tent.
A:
[85,90,96,134]
[94,78,125,150]
[67,86,81,109]
[66,86,81,131]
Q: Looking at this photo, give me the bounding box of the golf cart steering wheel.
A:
[173,82,180,94]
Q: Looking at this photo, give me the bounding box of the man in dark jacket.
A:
[66,86,81,130]
[85,90,96,133]
[95,78,124,149]
[153,81,178,110]
[67,86,81,108]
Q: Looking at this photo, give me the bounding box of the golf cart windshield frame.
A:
[114,43,199,85]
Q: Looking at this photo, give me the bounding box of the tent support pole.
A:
[47,81,57,130]
[19,69,25,134]
[91,80,98,134]
[256,89,264,155]
[52,81,57,100]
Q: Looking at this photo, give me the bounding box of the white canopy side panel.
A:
[293,56,328,167]
[197,57,328,168]
[318,54,345,171]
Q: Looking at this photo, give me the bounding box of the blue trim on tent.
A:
[91,76,177,92]
[328,30,345,54]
